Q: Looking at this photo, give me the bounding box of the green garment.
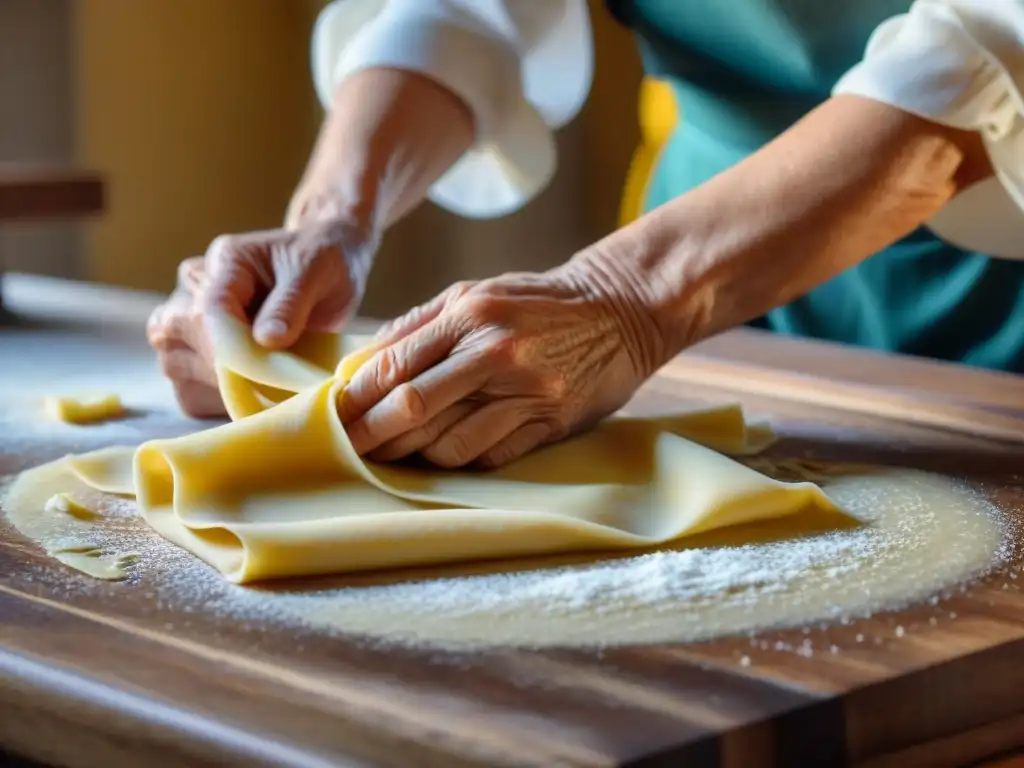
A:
[613,0,1024,371]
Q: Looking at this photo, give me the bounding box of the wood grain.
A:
[661,356,1024,444]
[1,278,1024,767]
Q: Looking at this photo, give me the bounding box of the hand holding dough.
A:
[65,315,846,584]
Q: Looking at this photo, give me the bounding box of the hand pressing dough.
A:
[45,394,125,424]
[60,314,848,584]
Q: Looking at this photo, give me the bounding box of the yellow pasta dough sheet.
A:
[64,315,847,584]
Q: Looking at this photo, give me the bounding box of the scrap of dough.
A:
[44,394,125,424]
[60,313,848,584]
[44,493,99,521]
[53,548,136,581]
[3,459,139,581]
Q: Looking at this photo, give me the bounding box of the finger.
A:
[157,347,219,388]
[146,292,193,348]
[146,303,173,347]
[420,398,534,469]
[339,315,463,423]
[147,296,213,362]
[167,310,213,358]
[372,294,449,347]
[252,256,335,349]
[202,235,259,322]
[172,380,227,420]
[345,351,490,455]
[177,256,208,296]
[475,422,553,469]
[373,281,471,346]
[368,401,477,463]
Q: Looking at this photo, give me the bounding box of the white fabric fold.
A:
[311,0,592,218]
[835,0,1024,258]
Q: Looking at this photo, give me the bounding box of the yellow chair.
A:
[619,76,679,227]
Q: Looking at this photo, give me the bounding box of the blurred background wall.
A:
[3,0,642,318]
[0,0,80,278]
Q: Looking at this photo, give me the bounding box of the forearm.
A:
[579,94,993,375]
[289,67,474,234]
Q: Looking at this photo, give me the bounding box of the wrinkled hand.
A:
[146,256,225,418]
[147,216,373,418]
[201,218,372,347]
[338,260,662,469]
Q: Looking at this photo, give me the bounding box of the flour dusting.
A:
[3,453,1009,649]
[0,322,1012,650]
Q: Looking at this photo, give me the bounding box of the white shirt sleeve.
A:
[834,0,1024,260]
[311,0,593,219]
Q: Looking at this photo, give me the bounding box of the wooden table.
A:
[2,275,1024,767]
[0,165,103,223]
[0,165,105,316]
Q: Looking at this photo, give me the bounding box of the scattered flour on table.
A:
[0,325,206,460]
[0,325,1012,649]
[3,452,1010,649]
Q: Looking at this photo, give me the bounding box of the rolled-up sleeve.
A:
[311,0,593,219]
[834,0,1024,259]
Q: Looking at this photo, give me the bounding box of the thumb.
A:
[252,263,328,349]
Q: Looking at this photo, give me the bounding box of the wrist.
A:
[578,96,975,362]
[558,247,675,380]
[287,113,383,234]
[292,68,472,233]
[565,196,728,373]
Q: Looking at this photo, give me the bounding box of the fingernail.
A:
[257,319,288,340]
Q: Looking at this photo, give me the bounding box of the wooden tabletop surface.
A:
[2,274,1024,768]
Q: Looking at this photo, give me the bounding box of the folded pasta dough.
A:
[66,315,846,583]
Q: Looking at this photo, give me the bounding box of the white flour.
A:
[0,319,1013,650]
[3,442,1010,649]
[0,321,208,454]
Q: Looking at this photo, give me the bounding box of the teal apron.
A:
[610,0,1024,372]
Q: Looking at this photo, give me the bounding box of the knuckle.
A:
[176,256,203,286]
[401,424,438,454]
[486,334,517,366]
[158,347,214,386]
[344,419,373,455]
[205,234,240,266]
[450,280,476,300]
[426,432,474,468]
[477,444,512,470]
[393,382,428,422]
[459,294,505,327]
[146,305,168,345]
[423,414,451,444]
[479,422,552,469]
[149,314,185,351]
[166,311,204,351]
[373,346,406,392]
[392,403,468,456]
